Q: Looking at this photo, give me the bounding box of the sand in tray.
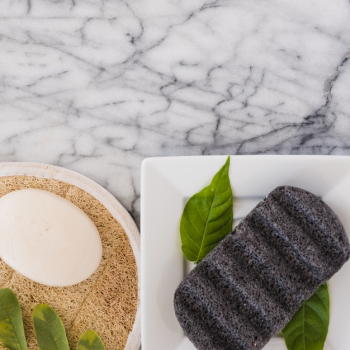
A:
[174,186,350,350]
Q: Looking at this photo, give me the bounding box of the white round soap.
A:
[0,188,102,287]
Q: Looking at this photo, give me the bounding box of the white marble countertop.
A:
[0,0,350,225]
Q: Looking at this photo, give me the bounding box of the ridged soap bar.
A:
[174,186,350,350]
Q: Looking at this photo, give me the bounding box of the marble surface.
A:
[0,0,350,225]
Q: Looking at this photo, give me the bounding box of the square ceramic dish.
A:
[141,155,350,350]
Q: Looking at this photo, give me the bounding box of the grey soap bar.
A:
[174,186,350,350]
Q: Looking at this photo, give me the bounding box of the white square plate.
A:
[141,155,350,350]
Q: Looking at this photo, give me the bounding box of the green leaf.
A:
[77,330,106,350]
[180,156,233,263]
[282,284,330,350]
[33,304,69,350]
[0,288,27,350]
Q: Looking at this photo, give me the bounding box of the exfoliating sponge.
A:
[174,186,350,350]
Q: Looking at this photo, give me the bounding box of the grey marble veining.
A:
[0,0,350,224]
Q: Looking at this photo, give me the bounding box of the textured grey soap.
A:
[174,186,350,350]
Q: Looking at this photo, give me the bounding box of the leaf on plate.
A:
[180,156,233,263]
[33,304,69,350]
[0,288,27,350]
[77,330,106,350]
[282,283,330,350]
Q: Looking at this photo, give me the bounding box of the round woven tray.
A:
[0,162,140,350]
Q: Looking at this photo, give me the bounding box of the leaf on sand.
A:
[282,284,330,350]
[77,330,106,350]
[0,288,27,350]
[33,304,69,350]
[180,156,233,263]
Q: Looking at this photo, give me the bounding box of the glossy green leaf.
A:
[180,156,233,263]
[282,284,330,350]
[0,288,27,350]
[77,330,106,350]
[33,304,69,350]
